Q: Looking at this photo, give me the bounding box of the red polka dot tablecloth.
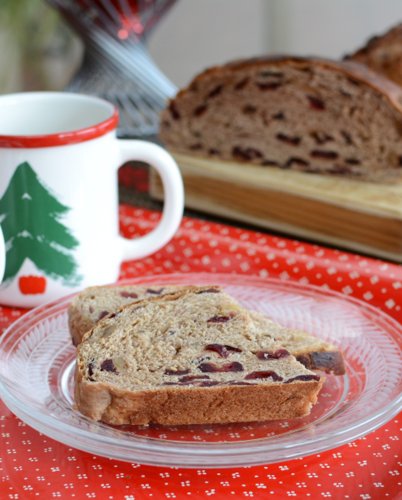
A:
[0,205,401,499]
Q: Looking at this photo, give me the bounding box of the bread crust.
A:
[170,55,402,115]
[75,368,324,425]
[345,24,402,87]
[69,314,94,347]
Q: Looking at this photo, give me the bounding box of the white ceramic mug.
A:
[0,226,5,285]
[0,92,184,308]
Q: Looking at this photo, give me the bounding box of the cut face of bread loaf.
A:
[346,24,402,87]
[69,285,345,374]
[75,286,323,425]
[159,56,402,183]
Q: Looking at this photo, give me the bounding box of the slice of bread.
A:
[68,285,345,374]
[75,286,323,425]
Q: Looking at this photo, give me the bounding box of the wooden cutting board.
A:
[149,152,402,262]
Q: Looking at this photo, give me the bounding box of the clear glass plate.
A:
[0,273,401,468]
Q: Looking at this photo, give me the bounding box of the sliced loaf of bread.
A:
[75,286,323,425]
[69,284,345,374]
[159,56,402,182]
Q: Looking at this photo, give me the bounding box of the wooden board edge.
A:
[149,170,402,262]
[171,152,402,217]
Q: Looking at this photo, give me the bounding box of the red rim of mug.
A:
[0,108,119,148]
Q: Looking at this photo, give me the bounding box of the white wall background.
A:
[148,0,269,88]
[148,0,402,88]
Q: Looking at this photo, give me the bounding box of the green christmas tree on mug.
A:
[0,161,80,294]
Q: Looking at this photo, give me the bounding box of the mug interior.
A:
[0,92,117,145]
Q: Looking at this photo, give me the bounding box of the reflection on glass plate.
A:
[0,273,401,467]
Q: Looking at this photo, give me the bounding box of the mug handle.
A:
[0,225,5,283]
[116,140,184,260]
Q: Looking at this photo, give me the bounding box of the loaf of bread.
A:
[69,285,345,374]
[346,24,402,87]
[75,286,323,425]
[159,56,402,183]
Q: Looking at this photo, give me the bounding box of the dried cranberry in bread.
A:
[160,56,402,182]
[75,286,323,425]
[68,285,345,374]
[346,24,402,87]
